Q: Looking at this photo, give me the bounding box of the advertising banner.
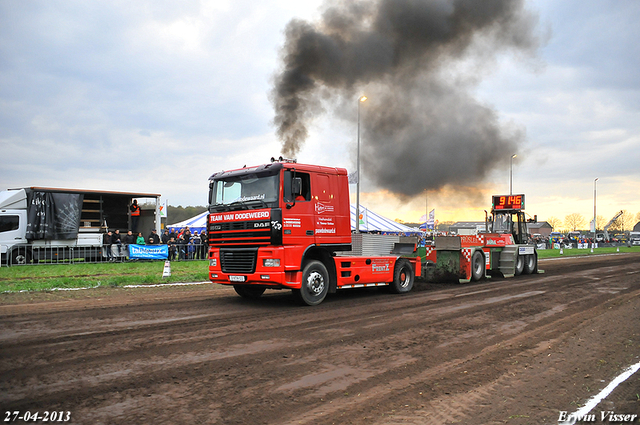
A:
[129,244,168,260]
[25,191,83,240]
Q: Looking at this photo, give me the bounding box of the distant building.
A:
[449,221,553,237]
[449,222,487,235]
[527,222,553,238]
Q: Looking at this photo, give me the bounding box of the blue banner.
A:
[128,244,168,260]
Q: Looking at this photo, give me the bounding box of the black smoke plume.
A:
[272,0,540,197]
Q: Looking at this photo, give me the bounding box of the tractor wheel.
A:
[294,260,329,306]
[470,251,484,281]
[389,258,414,294]
[523,254,537,274]
[515,254,525,276]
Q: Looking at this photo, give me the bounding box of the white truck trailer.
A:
[0,187,161,265]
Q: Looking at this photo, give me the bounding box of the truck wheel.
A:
[523,254,536,274]
[470,251,484,282]
[10,249,31,266]
[515,254,525,276]
[294,260,329,306]
[234,285,266,299]
[389,258,414,294]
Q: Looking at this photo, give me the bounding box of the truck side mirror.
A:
[286,177,303,209]
[292,177,302,197]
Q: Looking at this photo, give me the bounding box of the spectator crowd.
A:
[102,226,208,261]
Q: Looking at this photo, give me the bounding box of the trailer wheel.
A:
[389,258,414,294]
[234,285,266,299]
[515,254,525,276]
[523,254,537,275]
[294,260,329,306]
[470,251,484,282]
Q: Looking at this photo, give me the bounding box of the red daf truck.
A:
[206,158,420,305]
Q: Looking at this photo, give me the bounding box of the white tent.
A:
[167,205,421,235]
[350,204,421,235]
[167,211,208,233]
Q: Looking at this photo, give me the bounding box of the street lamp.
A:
[509,154,517,195]
[593,177,599,233]
[356,95,367,233]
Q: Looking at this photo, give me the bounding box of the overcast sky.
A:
[1,0,639,226]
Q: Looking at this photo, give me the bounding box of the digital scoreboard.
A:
[492,194,525,211]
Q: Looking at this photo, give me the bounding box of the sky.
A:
[1,0,639,228]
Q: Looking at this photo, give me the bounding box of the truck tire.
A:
[523,254,537,275]
[389,258,414,294]
[515,254,525,276]
[234,285,266,299]
[10,248,31,266]
[294,260,329,306]
[470,251,484,282]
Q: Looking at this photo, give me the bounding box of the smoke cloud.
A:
[272,0,540,197]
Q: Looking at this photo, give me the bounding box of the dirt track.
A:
[1,254,639,424]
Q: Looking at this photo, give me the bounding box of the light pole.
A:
[356,95,367,233]
[509,154,517,195]
[593,177,599,234]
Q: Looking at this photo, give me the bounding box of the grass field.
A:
[536,245,640,259]
[0,260,209,293]
[1,247,639,293]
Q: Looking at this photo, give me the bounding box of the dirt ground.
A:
[1,253,639,424]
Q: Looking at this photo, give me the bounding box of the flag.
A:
[359,206,368,227]
[159,201,168,219]
[420,209,435,230]
[348,171,358,184]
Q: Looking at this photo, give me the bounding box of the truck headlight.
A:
[263,259,280,267]
[210,259,217,267]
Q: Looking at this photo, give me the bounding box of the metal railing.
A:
[1,243,209,267]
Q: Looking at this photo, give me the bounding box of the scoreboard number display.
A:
[492,194,525,211]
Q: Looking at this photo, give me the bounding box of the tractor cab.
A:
[487,194,532,245]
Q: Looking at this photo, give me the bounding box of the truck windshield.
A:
[210,174,279,212]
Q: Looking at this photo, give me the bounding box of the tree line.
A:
[547,210,640,233]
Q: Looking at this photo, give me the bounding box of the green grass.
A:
[537,246,640,259]
[0,260,209,293]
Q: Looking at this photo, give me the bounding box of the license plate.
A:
[229,275,246,282]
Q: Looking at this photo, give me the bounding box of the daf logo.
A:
[254,222,270,228]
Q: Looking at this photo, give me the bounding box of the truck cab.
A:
[0,190,29,264]
[207,158,419,305]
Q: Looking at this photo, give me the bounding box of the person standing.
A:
[123,230,135,259]
[112,229,123,259]
[201,228,208,259]
[130,200,141,233]
[136,232,145,245]
[168,237,177,261]
[148,229,160,245]
[103,231,113,262]
[192,231,202,260]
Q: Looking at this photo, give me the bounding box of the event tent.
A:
[167,211,208,234]
[350,204,421,235]
[167,206,420,235]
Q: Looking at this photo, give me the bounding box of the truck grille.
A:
[209,221,271,247]
[220,249,258,274]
